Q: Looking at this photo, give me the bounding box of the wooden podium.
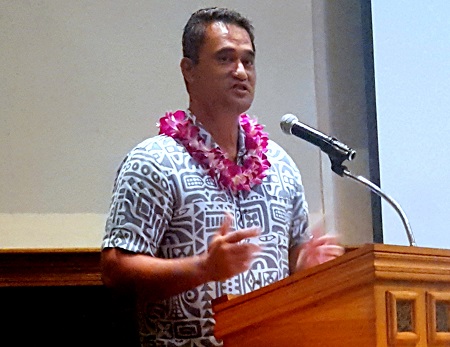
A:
[212,244,450,347]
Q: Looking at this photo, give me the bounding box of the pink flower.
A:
[158,111,271,193]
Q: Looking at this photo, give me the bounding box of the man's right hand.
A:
[200,213,261,282]
[101,213,261,302]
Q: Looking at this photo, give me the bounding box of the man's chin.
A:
[231,98,253,115]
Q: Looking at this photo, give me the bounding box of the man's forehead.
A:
[204,22,253,48]
[211,21,230,35]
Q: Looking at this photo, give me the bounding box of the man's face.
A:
[184,22,256,116]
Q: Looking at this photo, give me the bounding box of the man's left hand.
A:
[294,234,345,272]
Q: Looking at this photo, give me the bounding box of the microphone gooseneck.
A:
[342,169,416,246]
[280,113,416,247]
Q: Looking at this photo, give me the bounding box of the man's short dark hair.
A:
[182,7,255,64]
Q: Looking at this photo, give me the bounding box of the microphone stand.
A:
[328,154,417,247]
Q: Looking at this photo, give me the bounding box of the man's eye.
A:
[243,59,254,67]
[217,56,232,63]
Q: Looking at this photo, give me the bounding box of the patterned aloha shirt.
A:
[102,113,310,347]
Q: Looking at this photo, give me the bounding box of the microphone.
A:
[280,114,416,246]
[280,114,356,162]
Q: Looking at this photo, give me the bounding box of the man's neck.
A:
[189,107,241,162]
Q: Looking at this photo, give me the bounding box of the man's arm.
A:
[101,214,261,302]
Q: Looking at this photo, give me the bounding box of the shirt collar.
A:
[186,110,247,162]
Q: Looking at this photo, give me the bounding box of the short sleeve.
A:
[281,151,310,250]
[102,146,173,256]
[289,181,310,250]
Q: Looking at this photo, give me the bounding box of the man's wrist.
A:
[193,253,212,284]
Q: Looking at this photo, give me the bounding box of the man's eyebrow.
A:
[215,47,255,57]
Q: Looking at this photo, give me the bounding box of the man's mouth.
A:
[232,84,250,92]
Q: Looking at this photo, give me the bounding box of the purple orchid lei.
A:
[158,110,271,193]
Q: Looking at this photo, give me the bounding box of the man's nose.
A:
[233,61,248,80]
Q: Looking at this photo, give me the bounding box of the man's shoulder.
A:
[265,140,303,185]
[267,140,295,163]
[267,139,284,151]
[120,135,185,169]
[134,134,178,149]
[127,135,185,156]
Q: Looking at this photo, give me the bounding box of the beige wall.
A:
[313,0,374,245]
[0,0,373,248]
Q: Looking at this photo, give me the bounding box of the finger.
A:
[311,234,340,246]
[230,243,262,258]
[320,245,345,256]
[224,227,261,244]
[316,245,345,258]
[317,255,338,264]
[234,244,262,268]
[219,212,233,236]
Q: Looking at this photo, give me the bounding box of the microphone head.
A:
[280,114,298,135]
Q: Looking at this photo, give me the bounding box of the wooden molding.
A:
[386,290,420,345]
[0,248,103,287]
[426,291,450,345]
[213,243,450,346]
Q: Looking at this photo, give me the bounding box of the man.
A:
[102,7,343,347]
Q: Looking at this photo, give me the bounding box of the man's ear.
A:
[180,57,195,84]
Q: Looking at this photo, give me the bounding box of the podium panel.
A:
[212,244,450,347]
